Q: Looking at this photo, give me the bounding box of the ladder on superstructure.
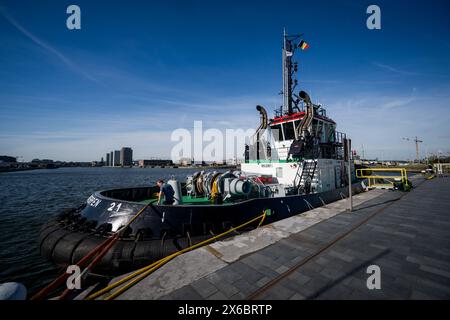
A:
[294,160,317,194]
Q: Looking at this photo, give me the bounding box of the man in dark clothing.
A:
[157,179,175,205]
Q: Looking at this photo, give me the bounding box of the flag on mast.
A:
[299,40,310,50]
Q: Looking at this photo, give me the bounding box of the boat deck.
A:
[139,196,234,206]
[90,176,450,300]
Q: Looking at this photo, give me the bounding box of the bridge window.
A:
[271,124,283,141]
[283,121,296,141]
[323,123,329,142]
[329,125,336,142]
[314,120,321,138]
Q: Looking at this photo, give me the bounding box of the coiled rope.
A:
[86,210,268,300]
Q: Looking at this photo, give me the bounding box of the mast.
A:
[282,30,303,115]
[282,29,293,115]
[282,28,286,114]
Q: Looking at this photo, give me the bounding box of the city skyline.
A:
[0,1,449,161]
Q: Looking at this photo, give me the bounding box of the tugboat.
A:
[39,31,363,273]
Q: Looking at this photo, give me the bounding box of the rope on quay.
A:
[86,210,268,300]
[31,200,156,300]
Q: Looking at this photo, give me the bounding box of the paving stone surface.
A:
[161,177,450,300]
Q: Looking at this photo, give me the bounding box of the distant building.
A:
[0,155,16,163]
[106,153,110,166]
[120,147,133,166]
[179,158,193,166]
[31,159,54,164]
[138,159,173,167]
[110,151,113,166]
[113,150,120,166]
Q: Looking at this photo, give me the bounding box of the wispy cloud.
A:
[0,8,100,84]
[0,130,174,161]
[372,62,418,76]
[380,96,416,109]
[302,79,341,84]
[329,89,450,159]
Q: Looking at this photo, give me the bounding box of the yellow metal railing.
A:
[356,168,411,190]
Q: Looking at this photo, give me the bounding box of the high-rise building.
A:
[113,150,120,166]
[110,151,113,166]
[120,147,133,166]
[106,153,110,166]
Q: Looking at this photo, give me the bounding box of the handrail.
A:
[356,168,410,190]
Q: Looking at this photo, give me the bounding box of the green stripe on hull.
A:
[245,160,290,164]
[244,159,305,164]
[139,195,234,205]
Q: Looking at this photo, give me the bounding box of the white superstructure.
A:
[240,30,354,196]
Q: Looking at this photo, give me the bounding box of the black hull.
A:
[39,182,364,274]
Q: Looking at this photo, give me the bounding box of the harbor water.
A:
[0,167,199,293]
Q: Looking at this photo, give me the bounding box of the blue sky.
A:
[0,0,449,161]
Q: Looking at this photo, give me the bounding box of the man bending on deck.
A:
[157,179,175,205]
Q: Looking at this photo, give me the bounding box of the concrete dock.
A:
[100,176,450,300]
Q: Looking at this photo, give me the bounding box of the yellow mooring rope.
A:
[85,210,268,300]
